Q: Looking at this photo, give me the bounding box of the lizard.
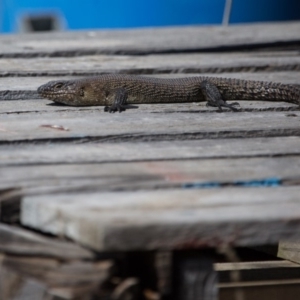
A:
[37,74,300,113]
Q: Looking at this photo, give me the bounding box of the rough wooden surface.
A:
[0,224,93,259]
[0,109,300,142]
[1,255,115,299]
[21,186,300,251]
[0,155,299,194]
[1,137,300,166]
[0,22,299,57]
[278,241,300,264]
[1,156,299,195]
[1,51,300,77]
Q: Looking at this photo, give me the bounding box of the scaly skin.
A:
[37,74,300,112]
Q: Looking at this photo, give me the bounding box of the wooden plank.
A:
[0,269,47,300]
[0,51,300,77]
[1,137,300,166]
[0,99,297,115]
[1,155,300,194]
[2,255,114,297]
[215,261,300,271]
[1,72,300,101]
[20,186,300,251]
[278,241,300,264]
[0,22,300,57]
[0,224,93,259]
[0,110,300,143]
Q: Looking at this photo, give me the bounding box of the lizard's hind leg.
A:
[201,81,240,112]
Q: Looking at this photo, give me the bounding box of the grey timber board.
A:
[278,241,300,264]
[0,137,300,166]
[0,224,93,259]
[20,186,300,251]
[0,51,300,77]
[0,109,299,142]
[1,72,300,101]
[0,22,300,57]
[0,99,297,114]
[1,156,300,194]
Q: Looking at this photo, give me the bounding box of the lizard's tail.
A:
[213,77,300,105]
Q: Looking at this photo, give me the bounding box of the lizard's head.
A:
[37,80,86,106]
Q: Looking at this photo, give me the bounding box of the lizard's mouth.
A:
[37,84,57,100]
[37,82,75,101]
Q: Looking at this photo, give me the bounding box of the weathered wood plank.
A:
[0,110,299,142]
[1,155,300,194]
[1,72,300,101]
[0,266,47,300]
[0,99,297,115]
[0,51,300,77]
[0,224,93,259]
[215,261,300,272]
[20,186,300,251]
[2,255,114,297]
[0,137,300,166]
[0,22,300,57]
[278,241,300,264]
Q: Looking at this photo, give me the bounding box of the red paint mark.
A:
[141,161,195,183]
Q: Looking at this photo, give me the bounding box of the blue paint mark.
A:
[183,182,221,189]
[233,177,281,187]
[182,177,282,189]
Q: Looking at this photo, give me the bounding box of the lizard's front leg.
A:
[201,81,240,112]
[104,88,128,113]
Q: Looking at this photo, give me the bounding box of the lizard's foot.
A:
[104,87,128,113]
[201,80,240,112]
[206,100,240,112]
[104,104,126,113]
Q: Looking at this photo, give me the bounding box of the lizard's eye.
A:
[53,83,64,89]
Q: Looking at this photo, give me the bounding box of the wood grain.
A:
[1,155,300,194]
[0,224,93,259]
[1,51,300,77]
[21,186,300,251]
[0,137,300,166]
[0,109,299,143]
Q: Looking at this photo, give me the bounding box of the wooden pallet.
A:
[1,21,300,300]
